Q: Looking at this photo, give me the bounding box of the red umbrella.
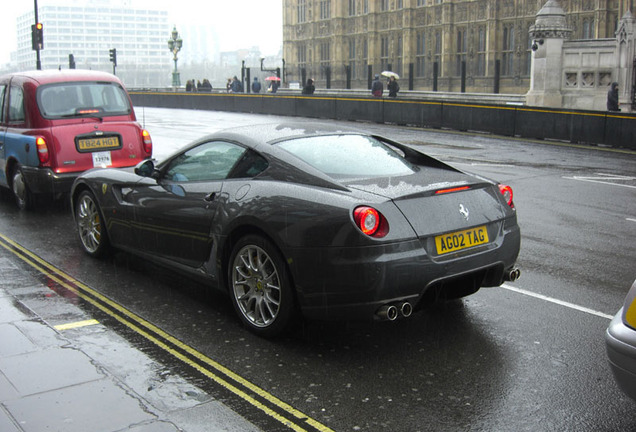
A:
[265,76,281,81]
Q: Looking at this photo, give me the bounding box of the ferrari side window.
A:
[229,150,269,178]
[164,140,246,182]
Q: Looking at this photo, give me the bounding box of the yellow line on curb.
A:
[0,233,334,432]
[54,319,100,331]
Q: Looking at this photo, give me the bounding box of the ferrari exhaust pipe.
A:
[400,302,413,318]
[377,304,398,321]
[376,303,412,320]
[505,267,521,282]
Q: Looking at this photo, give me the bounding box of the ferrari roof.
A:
[215,121,363,146]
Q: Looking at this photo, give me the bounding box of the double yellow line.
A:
[0,232,334,432]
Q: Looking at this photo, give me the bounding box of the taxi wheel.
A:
[75,190,110,257]
[11,166,35,211]
[228,235,295,338]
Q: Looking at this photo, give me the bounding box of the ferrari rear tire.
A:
[75,190,110,258]
[229,235,294,337]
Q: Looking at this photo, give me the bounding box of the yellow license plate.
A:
[435,226,489,255]
[78,136,120,151]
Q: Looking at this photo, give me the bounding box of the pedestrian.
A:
[302,78,315,95]
[196,80,202,92]
[230,76,243,93]
[267,80,278,93]
[607,82,620,111]
[371,74,383,97]
[185,80,193,92]
[252,77,262,93]
[200,79,212,92]
[226,78,232,92]
[387,76,399,98]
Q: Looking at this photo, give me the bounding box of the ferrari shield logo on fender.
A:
[459,204,469,220]
[102,183,108,195]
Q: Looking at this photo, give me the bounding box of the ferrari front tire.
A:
[75,190,110,258]
[229,235,294,337]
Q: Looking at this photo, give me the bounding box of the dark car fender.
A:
[70,167,142,227]
[212,179,419,294]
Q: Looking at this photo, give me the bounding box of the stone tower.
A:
[526,0,573,107]
[616,10,636,111]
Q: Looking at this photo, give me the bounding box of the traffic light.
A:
[109,48,117,66]
[31,23,44,50]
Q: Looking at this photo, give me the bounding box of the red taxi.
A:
[0,70,152,209]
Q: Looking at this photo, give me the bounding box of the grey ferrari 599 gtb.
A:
[71,122,521,337]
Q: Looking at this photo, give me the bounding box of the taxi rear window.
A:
[37,81,132,118]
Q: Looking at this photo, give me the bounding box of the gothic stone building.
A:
[282,0,631,94]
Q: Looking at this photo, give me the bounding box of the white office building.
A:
[16,1,172,87]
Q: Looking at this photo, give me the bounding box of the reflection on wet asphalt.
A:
[0,108,634,431]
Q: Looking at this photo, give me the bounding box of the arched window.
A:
[416,32,426,77]
[582,19,594,39]
[477,27,486,76]
[348,39,357,79]
[502,25,515,76]
[297,0,306,23]
[456,28,467,76]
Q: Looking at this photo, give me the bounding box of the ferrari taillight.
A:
[141,129,152,155]
[353,206,389,238]
[498,184,514,207]
[35,136,49,164]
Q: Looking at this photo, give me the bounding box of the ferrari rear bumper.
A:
[291,223,521,322]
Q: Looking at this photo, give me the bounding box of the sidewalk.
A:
[0,252,261,432]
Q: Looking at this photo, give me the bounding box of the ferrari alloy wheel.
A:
[75,190,110,257]
[12,166,34,210]
[229,235,294,337]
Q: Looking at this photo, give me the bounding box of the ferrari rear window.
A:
[277,134,416,178]
[37,81,132,118]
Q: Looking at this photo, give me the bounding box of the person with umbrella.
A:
[387,76,399,98]
[266,76,280,93]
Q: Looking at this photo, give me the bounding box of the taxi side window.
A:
[0,85,6,124]
[8,86,25,123]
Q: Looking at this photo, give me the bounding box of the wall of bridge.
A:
[129,91,635,150]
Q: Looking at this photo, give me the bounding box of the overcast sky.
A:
[2,0,283,65]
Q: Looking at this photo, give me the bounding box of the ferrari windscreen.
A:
[277,135,418,179]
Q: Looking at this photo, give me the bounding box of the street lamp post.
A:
[167,26,183,88]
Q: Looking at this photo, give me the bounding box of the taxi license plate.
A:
[435,226,489,255]
[92,151,112,167]
[78,136,120,151]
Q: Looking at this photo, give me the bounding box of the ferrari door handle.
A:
[204,192,217,202]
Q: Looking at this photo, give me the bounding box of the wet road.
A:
[1,107,635,431]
